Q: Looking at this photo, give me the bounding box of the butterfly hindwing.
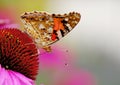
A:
[20,11,81,51]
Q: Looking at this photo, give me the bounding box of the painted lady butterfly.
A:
[20,11,81,52]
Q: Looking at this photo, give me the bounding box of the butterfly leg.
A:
[42,45,52,52]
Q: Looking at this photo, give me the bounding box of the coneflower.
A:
[0,28,39,85]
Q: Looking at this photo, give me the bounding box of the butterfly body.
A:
[20,11,81,52]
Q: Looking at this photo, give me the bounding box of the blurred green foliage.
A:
[0,0,48,10]
[0,0,48,16]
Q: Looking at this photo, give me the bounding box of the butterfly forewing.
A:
[20,11,81,51]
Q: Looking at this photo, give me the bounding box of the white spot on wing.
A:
[39,24,45,29]
[57,30,62,39]
[65,18,69,21]
[49,17,53,21]
[66,23,72,30]
[42,42,46,46]
[47,27,53,33]
[35,38,41,43]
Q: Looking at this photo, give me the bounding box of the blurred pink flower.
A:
[39,45,71,69]
[39,45,96,85]
[0,65,35,85]
[55,69,96,85]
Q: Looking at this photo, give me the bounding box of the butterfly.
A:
[20,11,81,52]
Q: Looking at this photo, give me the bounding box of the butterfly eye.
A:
[21,16,25,19]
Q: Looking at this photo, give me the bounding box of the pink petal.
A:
[3,69,13,85]
[9,72,21,85]
[55,69,96,85]
[0,65,6,85]
[10,71,35,85]
[0,24,19,29]
[0,65,35,85]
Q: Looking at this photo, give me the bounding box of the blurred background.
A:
[0,0,120,85]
